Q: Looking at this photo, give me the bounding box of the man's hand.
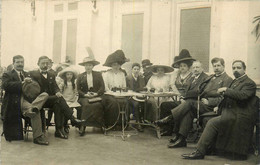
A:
[213,107,218,114]
[217,87,227,94]
[84,92,98,98]
[23,77,32,83]
[201,98,209,105]
[55,92,63,98]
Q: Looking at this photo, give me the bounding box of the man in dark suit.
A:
[182,60,258,160]
[156,57,233,148]
[2,55,49,145]
[141,59,153,85]
[29,56,84,139]
[158,61,208,135]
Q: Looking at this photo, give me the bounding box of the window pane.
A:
[52,20,63,63]
[68,2,78,11]
[66,19,77,64]
[179,7,211,71]
[54,4,63,12]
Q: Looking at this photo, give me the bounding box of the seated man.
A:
[156,57,233,148]
[2,55,48,145]
[29,56,85,139]
[159,61,208,135]
[182,60,258,160]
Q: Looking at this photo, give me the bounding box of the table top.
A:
[105,91,179,98]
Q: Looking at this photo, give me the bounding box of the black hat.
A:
[147,64,174,73]
[142,59,153,67]
[103,50,129,67]
[172,49,195,68]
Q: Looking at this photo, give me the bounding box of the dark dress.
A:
[175,72,193,96]
[77,71,105,127]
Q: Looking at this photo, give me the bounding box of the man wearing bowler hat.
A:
[141,59,153,85]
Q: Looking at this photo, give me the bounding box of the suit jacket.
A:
[126,74,145,92]
[2,69,29,140]
[199,72,233,107]
[76,71,105,98]
[29,70,60,96]
[184,72,208,99]
[215,75,258,155]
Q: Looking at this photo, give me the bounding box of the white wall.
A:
[1,0,260,85]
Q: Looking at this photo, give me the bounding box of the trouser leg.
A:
[30,112,42,139]
[178,111,195,138]
[197,116,221,154]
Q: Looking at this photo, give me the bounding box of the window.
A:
[54,4,63,12]
[68,2,78,11]
[179,7,211,71]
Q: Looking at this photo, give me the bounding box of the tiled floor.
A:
[0,123,259,165]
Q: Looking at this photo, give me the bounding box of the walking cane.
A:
[196,95,200,139]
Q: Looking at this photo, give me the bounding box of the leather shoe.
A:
[33,135,49,145]
[55,129,68,139]
[64,125,70,134]
[168,134,179,143]
[79,126,86,136]
[182,150,204,159]
[71,118,85,127]
[168,137,186,148]
[155,115,173,125]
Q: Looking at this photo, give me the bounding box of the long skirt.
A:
[79,98,104,128]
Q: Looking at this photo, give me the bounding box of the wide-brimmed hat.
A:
[79,57,100,66]
[172,49,195,68]
[147,64,174,73]
[103,50,129,67]
[142,59,153,67]
[58,67,78,79]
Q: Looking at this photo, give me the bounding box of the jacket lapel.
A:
[11,70,20,81]
[230,75,247,89]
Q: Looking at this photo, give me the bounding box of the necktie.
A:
[20,72,24,81]
[41,71,47,75]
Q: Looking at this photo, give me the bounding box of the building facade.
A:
[1,0,260,84]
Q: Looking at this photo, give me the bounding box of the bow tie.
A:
[41,71,47,75]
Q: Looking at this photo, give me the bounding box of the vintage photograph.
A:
[0,0,259,164]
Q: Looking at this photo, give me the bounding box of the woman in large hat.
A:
[77,57,105,136]
[102,50,128,127]
[145,64,178,122]
[159,49,195,136]
[171,49,195,96]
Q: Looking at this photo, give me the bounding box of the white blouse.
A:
[102,70,126,91]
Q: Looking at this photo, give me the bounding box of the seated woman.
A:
[102,50,129,128]
[145,64,177,122]
[77,57,105,136]
[126,63,146,132]
[159,49,195,135]
[57,67,81,134]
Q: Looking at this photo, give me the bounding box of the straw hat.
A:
[147,64,174,73]
[172,49,195,68]
[58,67,79,79]
[78,57,100,66]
